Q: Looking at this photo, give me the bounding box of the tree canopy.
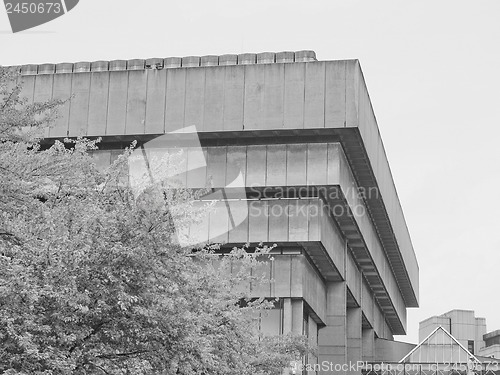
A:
[0,68,310,374]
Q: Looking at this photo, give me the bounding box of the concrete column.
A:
[283,298,304,334]
[283,298,293,334]
[362,328,375,363]
[347,307,363,368]
[292,299,304,335]
[318,281,347,374]
[283,298,305,375]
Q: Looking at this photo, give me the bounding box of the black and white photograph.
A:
[1,1,499,374]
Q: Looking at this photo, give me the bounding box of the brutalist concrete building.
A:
[16,51,419,372]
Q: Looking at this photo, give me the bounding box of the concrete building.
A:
[480,330,500,359]
[419,310,487,355]
[16,51,419,372]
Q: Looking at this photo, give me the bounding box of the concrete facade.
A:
[480,330,500,359]
[18,51,419,372]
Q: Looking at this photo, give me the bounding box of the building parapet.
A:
[14,50,317,75]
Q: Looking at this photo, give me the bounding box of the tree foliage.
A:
[0,68,311,374]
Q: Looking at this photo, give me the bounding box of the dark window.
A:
[468,340,475,354]
[303,313,309,337]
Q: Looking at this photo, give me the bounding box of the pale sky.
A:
[1,0,499,345]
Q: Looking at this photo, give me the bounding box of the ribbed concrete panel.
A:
[203,67,225,131]
[345,60,359,128]
[144,69,167,134]
[325,60,346,129]
[184,68,205,130]
[283,63,305,129]
[186,148,207,187]
[263,63,285,129]
[308,203,321,240]
[288,199,309,241]
[106,72,128,135]
[18,74,35,104]
[272,256,291,297]
[243,64,265,130]
[246,145,266,186]
[206,147,227,187]
[249,200,268,243]
[125,71,147,134]
[268,199,289,241]
[290,256,303,296]
[33,73,53,138]
[225,146,247,184]
[327,143,341,184]
[307,143,328,185]
[209,200,230,244]
[266,144,287,186]
[68,72,91,137]
[222,66,244,130]
[50,73,72,137]
[227,206,248,243]
[165,68,186,132]
[191,198,320,242]
[87,72,109,136]
[286,144,307,186]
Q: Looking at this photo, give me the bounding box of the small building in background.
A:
[419,310,487,355]
[419,310,500,361]
[481,330,500,359]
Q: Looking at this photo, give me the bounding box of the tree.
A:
[0,67,311,374]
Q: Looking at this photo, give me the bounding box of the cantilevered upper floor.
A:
[11,50,419,311]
